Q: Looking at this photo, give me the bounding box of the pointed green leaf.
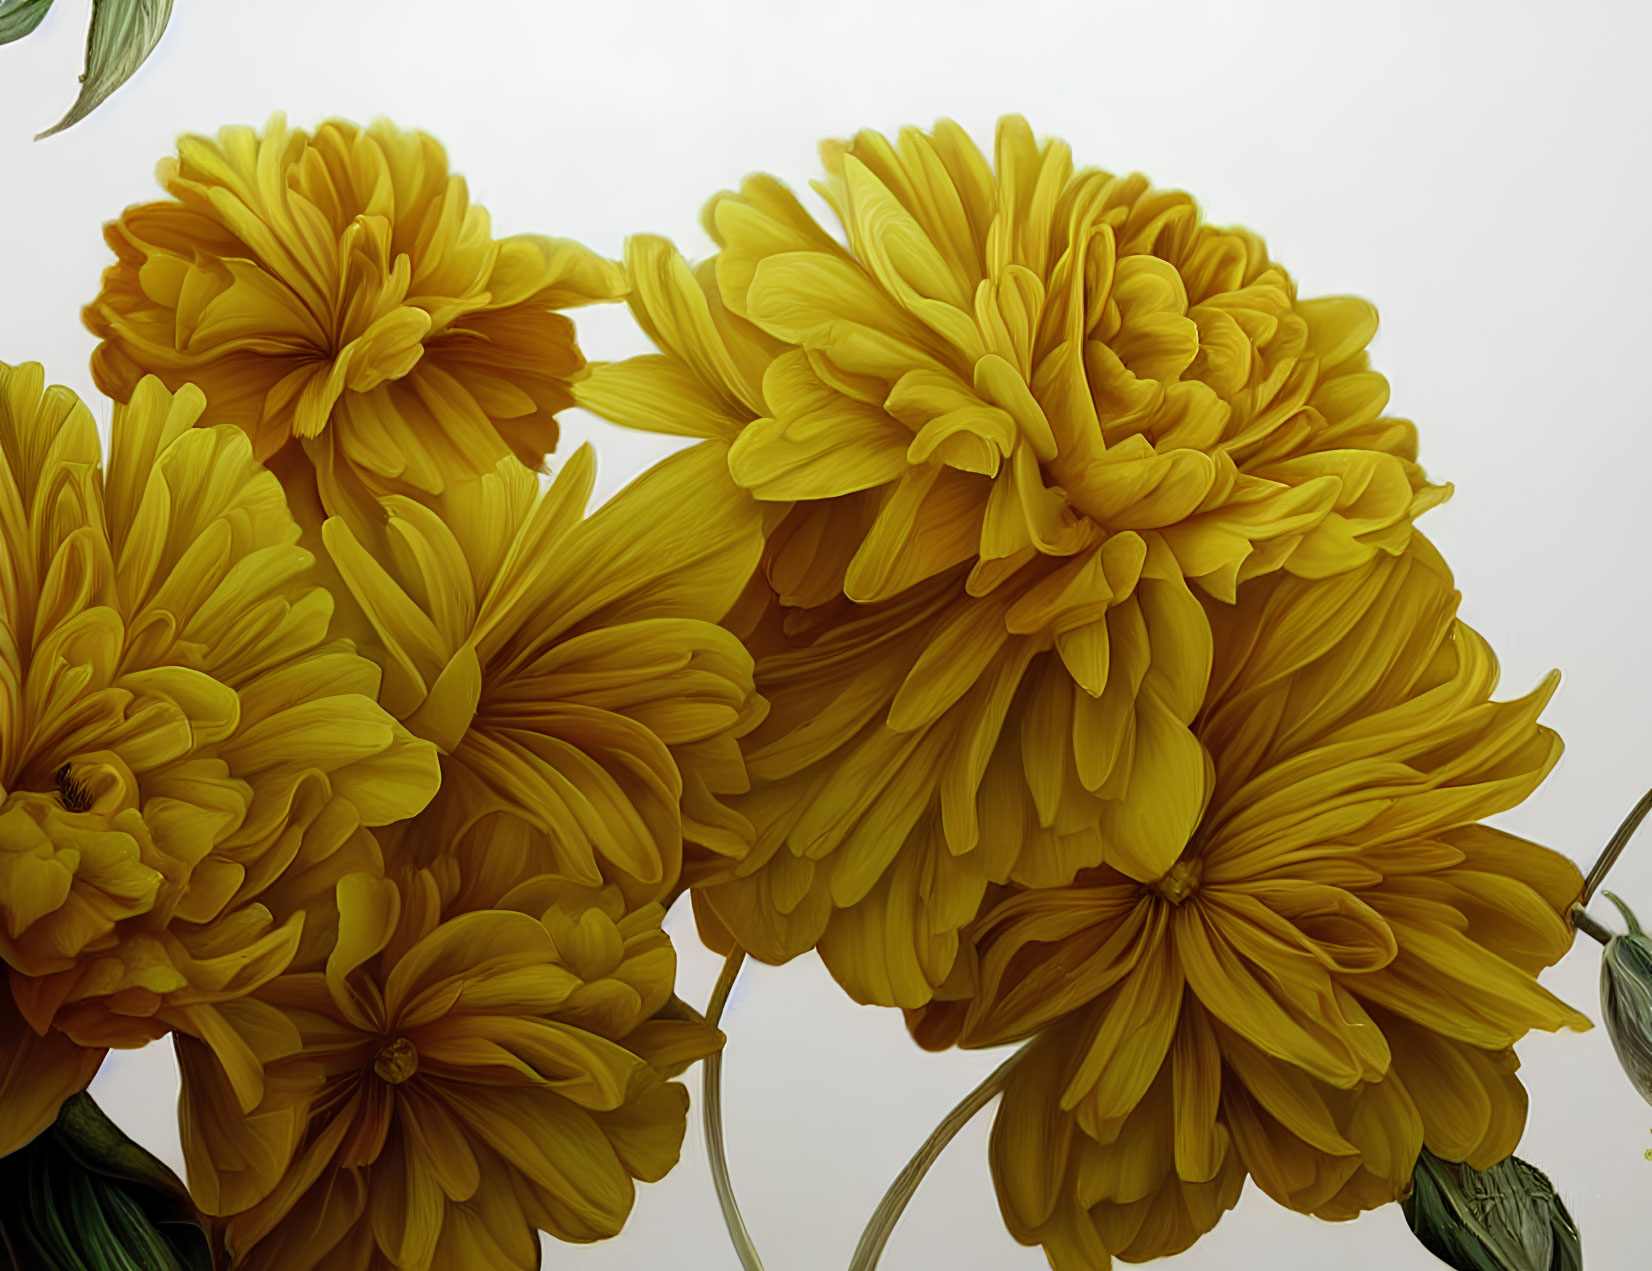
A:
[35,0,173,139]
[53,1093,198,1220]
[0,1093,220,1271]
[0,0,53,45]
[1604,890,1645,938]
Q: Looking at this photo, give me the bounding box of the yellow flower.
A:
[85,114,624,530]
[578,115,1446,1006]
[0,362,439,1157]
[170,436,759,1263]
[176,870,720,1270]
[906,541,1587,1267]
[320,439,766,904]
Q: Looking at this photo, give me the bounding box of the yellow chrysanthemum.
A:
[163,433,757,1263]
[85,114,624,530]
[320,439,766,905]
[906,540,1587,1267]
[176,870,720,1270]
[579,115,1446,1006]
[0,362,439,1156]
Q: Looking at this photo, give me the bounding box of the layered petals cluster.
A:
[321,440,766,904]
[165,409,767,1262]
[0,362,439,1156]
[580,114,1448,1007]
[908,542,1587,1264]
[177,870,719,1271]
[85,115,625,529]
[9,107,1589,1271]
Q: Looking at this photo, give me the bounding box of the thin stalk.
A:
[703,947,764,1271]
[1582,784,1652,904]
[847,1046,1028,1271]
[1569,903,1613,946]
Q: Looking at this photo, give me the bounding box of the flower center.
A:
[39,753,140,817]
[1150,858,1203,905]
[374,1036,419,1085]
[54,764,93,813]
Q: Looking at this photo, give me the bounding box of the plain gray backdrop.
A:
[2,1,1648,1267]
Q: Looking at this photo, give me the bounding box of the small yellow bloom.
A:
[580,115,1445,1006]
[907,541,1586,1266]
[176,870,720,1270]
[0,362,439,1157]
[85,114,624,530]
[321,439,767,904]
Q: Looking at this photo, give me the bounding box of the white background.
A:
[3,2,1650,1267]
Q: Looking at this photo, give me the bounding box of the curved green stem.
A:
[1582,784,1652,904]
[847,1046,1028,1271]
[703,947,764,1271]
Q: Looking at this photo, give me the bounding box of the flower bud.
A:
[1599,891,1652,1107]
[1403,1148,1581,1271]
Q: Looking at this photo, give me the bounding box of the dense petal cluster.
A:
[321,439,766,904]
[580,114,1446,1007]
[907,541,1587,1266]
[164,394,765,1262]
[0,106,1588,1271]
[177,870,719,1270]
[85,114,624,529]
[0,362,439,1156]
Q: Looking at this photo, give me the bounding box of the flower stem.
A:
[1582,785,1652,904]
[847,1046,1028,1271]
[1569,903,1613,946]
[703,947,764,1271]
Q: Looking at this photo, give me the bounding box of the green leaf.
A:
[35,0,174,139]
[0,1093,221,1271]
[53,1094,201,1226]
[1604,889,1645,938]
[0,0,53,46]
